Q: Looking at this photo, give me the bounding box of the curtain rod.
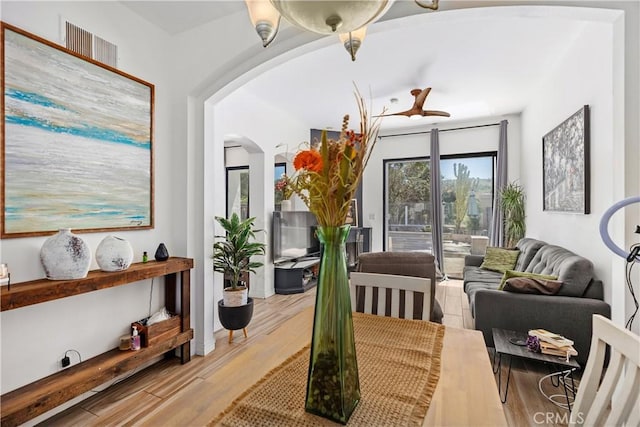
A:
[379,122,503,139]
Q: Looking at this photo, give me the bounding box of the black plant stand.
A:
[218,298,254,343]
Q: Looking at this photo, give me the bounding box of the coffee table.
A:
[492,328,580,410]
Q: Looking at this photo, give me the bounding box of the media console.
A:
[274,257,320,295]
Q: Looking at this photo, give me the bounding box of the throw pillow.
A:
[503,277,563,295]
[480,247,520,273]
[499,270,558,290]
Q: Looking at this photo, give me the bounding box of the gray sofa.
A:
[463,238,611,365]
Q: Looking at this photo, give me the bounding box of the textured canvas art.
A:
[2,23,154,237]
[542,106,590,214]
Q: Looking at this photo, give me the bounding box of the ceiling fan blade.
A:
[422,110,451,117]
[375,109,415,117]
[413,87,431,110]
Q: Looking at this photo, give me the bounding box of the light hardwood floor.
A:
[42,280,575,426]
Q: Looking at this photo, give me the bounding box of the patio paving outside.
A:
[388,231,477,279]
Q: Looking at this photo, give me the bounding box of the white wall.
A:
[521,20,625,318]
[0,0,177,411]
[1,2,638,422]
[206,88,309,329]
[364,115,521,251]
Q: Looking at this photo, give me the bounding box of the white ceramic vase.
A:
[96,235,134,272]
[281,199,292,211]
[40,228,92,280]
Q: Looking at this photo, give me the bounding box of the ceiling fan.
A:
[379,88,450,118]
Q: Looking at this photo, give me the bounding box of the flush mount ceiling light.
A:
[245,0,440,61]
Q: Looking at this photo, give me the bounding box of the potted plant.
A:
[500,182,526,248]
[212,213,266,307]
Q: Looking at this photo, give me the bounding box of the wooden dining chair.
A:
[569,315,640,426]
[349,272,431,320]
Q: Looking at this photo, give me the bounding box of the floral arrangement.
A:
[275,175,293,201]
[286,90,383,227]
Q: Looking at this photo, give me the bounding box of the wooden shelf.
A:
[0,257,194,426]
[1,257,194,311]
[0,330,193,427]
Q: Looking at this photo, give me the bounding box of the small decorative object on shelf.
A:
[0,264,9,288]
[280,199,293,211]
[95,235,134,272]
[143,251,148,263]
[155,243,169,261]
[40,228,91,280]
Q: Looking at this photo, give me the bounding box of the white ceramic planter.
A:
[96,235,134,272]
[223,286,248,307]
[40,229,91,280]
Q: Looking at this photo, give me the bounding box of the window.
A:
[274,162,286,209]
[226,166,249,220]
[384,152,496,278]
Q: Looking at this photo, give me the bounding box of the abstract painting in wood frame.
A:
[1,23,154,237]
[542,105,590,214]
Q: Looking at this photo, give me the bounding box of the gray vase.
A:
[40,228,92,280]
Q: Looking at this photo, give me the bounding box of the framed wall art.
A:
[2,22,154,238]
[542,105,590,214]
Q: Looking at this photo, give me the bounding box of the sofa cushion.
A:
[524,245,594,297]
[465,281,499,315]
[514,238,547,271]
[480,247,520,273]
[498,270,558,290]
[503,277,563,295]
[463,266,503,292]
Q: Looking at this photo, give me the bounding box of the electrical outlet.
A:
[61,356,70,367]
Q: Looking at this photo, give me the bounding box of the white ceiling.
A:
[121,1,598,132]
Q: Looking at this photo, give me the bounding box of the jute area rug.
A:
[210,312,445,426]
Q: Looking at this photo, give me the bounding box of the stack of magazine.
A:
[528,329,578,358]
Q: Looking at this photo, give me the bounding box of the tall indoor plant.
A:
[212,213,266,307]
[285,88,383,424]
[501,182,526,248]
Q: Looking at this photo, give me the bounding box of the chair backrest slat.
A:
[570,315,640,426]
[350,272,431,321]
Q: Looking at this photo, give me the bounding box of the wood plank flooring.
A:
[41,280,576,427]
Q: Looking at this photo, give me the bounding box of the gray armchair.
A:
[356,251,443,323]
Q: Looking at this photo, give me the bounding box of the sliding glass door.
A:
[384,158,432,252]
[384,152,495,278]
[439,154,495,278]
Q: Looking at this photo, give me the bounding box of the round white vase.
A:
[40,229,92,280]
[96,235,134,272]
[281,199,292,211]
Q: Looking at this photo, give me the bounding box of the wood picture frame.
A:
[1,22,154,238]
[542,105,590,214]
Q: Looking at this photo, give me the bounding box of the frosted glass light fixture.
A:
[244,0,440,61]
[245,0,281,47]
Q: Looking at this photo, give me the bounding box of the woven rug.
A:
[210,312,445,426]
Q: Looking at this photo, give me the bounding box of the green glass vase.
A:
[305,225,360,424]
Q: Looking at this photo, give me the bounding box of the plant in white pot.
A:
[213,213,266,307]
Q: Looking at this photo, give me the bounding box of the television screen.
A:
[272,211,319,263]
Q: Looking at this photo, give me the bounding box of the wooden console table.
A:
[0,257,194,427]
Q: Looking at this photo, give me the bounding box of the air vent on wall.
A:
[65,21,118,68]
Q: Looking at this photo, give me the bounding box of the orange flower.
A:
[284,88,384,227]
[294,150,323,173]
